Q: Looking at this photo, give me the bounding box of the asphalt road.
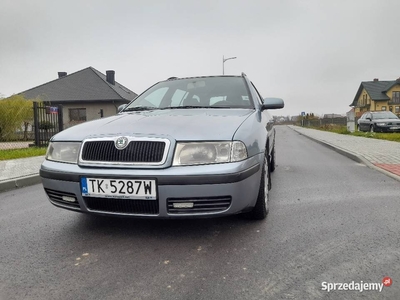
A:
[1,126,399,300]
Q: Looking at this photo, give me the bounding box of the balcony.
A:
[388,99,400,105]
[356,103,370,108]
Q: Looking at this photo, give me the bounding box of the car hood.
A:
[53,109,254,141]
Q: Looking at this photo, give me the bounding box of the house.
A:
[350,78,400,117]
[21,67,137,128]
[322,113,343,119]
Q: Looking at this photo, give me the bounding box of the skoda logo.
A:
[115,137,129,150]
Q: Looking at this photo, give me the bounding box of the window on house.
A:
[392,91,400,104]
[360,94,367,106]
[396,106,400,113]
[69,108,86,121]
[381,106,386,111]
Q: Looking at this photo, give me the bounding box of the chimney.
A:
[58,72,67,78]
[373,78,379,81]
[106,70,115,85]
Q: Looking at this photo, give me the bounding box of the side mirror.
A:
[118,104,127,113]
[261,97,284,111]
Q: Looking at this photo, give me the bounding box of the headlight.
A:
[173,141,247,166]
[46,142,81,164]
[376,122,387,126]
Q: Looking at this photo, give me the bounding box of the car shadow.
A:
[69,213,263,240]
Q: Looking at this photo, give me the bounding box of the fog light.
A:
[62,196,77,203]
[173,202,194,208]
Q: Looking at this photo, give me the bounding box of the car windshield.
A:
[123,76,253,111]
[372,112,399,119]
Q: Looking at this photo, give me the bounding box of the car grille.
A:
[167,196,232,214]
[45,189,80,208]
[81,140,166,163]
[83,197,159,215]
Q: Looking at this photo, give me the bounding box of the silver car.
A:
[40,73,284,219]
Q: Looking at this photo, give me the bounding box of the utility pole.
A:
[222,55,237,75]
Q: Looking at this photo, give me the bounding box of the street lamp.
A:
[222,55,237,75]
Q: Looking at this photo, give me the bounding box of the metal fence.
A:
[33,102,64,147]
[0,103,63,150]
[300,117,347,128]
[0,102,33,150]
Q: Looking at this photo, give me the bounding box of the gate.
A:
[33,102,64,147]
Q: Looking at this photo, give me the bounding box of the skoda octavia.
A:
[40,73,284,219]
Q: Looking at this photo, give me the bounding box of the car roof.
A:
[165,74,245,82]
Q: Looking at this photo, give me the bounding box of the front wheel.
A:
[243,151,270,220]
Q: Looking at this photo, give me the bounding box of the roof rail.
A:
[167,77,178,80]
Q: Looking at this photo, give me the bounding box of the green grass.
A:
[351,131,400,142]
[312,124,351,134]
[0,147,47,160]
[308,124,400,142]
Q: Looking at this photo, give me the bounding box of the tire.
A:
[270,145,276,172]
[243,150,270,220]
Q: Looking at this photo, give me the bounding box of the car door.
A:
[358,114,366,131]
[249,82,274,154]
[360,113,369,131]
[365,113,373,129]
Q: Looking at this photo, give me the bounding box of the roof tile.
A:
[21,67,137,102]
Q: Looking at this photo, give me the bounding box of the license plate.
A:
[81,177,157,200]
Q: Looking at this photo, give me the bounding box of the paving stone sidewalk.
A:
[289,125,400,179]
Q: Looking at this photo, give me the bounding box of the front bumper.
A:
[40,155,263,218]
[374,125,400,132]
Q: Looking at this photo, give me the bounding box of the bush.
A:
[0,95,34,141]
[39,121,55,131]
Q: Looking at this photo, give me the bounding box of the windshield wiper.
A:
[124,105,239,111]
[160,106,212,109]
[123,106,156,112]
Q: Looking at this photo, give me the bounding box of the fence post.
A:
[33,102,39,147]
[58,105,64,132]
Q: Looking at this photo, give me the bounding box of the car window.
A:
[170,89,189,106]
[372,112,399,119]
[210,96,227,105]
[138,87,169,107]
[125,77,254,110]
[250,82,263,105]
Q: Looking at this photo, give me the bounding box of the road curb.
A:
[0,175,41,193]
[289,126,400,183]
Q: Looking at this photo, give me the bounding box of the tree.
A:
[0,95,34,141]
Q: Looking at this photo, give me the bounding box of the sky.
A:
[1,0,399,117]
